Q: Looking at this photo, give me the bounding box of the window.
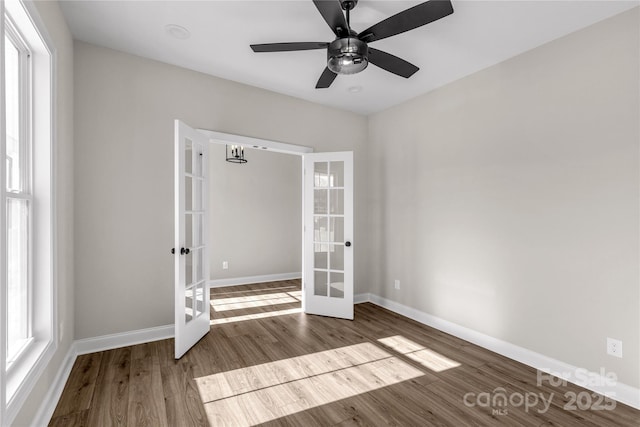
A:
[2,1,55,423]
[5,11,32,368]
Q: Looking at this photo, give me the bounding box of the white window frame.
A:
[1,1,56,424]
[4,4,34,369]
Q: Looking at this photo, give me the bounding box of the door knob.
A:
[171,248,175,254]
[180,247,190,255]
[345,241,351,247]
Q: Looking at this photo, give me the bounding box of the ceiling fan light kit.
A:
[327,37,368,75]
[250,0,454,89]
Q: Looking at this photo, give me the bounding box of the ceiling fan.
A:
[250,0,454,89]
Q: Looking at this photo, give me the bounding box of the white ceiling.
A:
[59,1,637,115]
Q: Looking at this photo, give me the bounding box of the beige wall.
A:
[209,144,301,280]
[368,8,639,388]
[12,1,75,425]
[73,41,368,339]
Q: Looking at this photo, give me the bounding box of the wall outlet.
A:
[222,261,228,270]
[607,338,623,358]
[394,279,400,290]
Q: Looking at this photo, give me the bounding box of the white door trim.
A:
[197,129,313,156]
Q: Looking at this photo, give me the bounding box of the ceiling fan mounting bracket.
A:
[340,0,358,11]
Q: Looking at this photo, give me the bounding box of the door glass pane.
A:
[185,138,193,175]
[7,198,29,362]
[185,214,193,248]
[193,147,203,177]
[314,216,329,242]
[330,189,344,214]
[193,179,202,211]
[195,283,205,317]
[330,161,344,187]
[314,243,328,269]
[330,272,344,298]
[5,36,21,192]
[314,189,328,214]
[329,244,344,271]
[314,162,329,187]
[329,217,344,243]
[185,176,193,211]
[195,248,203,282]
[193,214,203,246]
[314,270,327,296]
[185,250,193,286]
[185,285,194,322]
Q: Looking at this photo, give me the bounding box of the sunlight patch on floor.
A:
[210,308,302,325]
[287,290,302,300]
[195,342,424,425]
[212,285,299,296]
[377,335,461,372]
[211,294,299,312]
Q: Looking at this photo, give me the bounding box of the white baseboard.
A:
[208,272,301,288]
[74,324,174,356]
[361,293,640,410]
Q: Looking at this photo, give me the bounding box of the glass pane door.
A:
[304,152,353,320]
[175,120,210,359]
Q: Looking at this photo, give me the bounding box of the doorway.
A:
[174,121,354,358]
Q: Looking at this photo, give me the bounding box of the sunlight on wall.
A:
[195,342,425,425]
[378,335,461,372]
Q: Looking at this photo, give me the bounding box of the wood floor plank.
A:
[162,363,208,427]
[127,348,169,427]
[86,346,131,427]
[48,410,89,427]
[51,279,640,427]
[50,352,103,418]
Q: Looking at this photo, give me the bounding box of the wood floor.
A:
[49,280,639,426]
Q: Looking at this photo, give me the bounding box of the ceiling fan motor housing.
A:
[327,37,369,75]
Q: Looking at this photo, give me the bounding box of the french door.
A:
[303,152,354,320]
[174,120,210,359]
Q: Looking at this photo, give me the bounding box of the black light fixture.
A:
[226,145,247,164]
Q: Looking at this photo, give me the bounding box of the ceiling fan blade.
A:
[251,42,329,53]
[313,0,349,37]
[368,47,419,78]
[316,67,337,89]
[358,0,453,43]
